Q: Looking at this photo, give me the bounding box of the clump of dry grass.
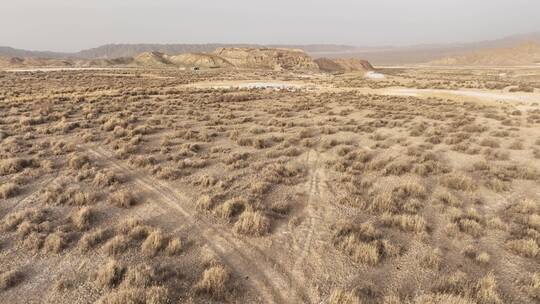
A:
[215,197,245,220]
[475,273,502,304]
[196,195,215,211]
[93,171,121,187]
[141,229,167,256]
[380,213,427,233]
[195,265,230,299]
[506,238,539,258]
[525,273,540,300]
[95,260,125,289]
[0,158,33,175]
[433,188,462,207]
[328,288,360,304]
[479,138,500,148]
[44,232,68,253]
[332,222,399,265]
[108,189,136,208]
[165,237,182,256]
[71,206,94,230]
[80,228,109,252]
[440,172,477,191]
[0,269,23,291]
[103,235,130,256]
[68,154,90,170]
[448,208,484,237]
[412,293,474,304]
[420,248,442,270]
[233,210,270,236]
[0,182,20,199]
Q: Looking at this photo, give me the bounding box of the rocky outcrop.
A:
[168,53,233,69]
[315,58,374,73]
[213,47,319,71]
[133,51,171,66]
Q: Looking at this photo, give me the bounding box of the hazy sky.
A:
[2,0,540,52]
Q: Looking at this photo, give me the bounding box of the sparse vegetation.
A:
[0,65,539,303]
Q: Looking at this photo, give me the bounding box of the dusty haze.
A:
[2,0,540,52]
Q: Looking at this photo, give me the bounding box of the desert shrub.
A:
[233,210,270,236]
[0,269,23,291]
[475,273,502,304]
[22,232,46,252]
[332,222,399,265]
[380,213,427,233]
[71,206,94,230]
[68,154,90,170]
[383,159,412,176]
[95,260,125,289]
[1,207,48,231]
[479,138,500,148]
[195,265,230,299]
[526,273,540,299]
[196,195,215,211]
[103,235,130,256]
[506,238,539,258]
[449,208,484,237]
[141,230,167,256]
[44,232,68,253]
[508,140,524,150]
[215,198,245,220]
[165,237,182,256]
[73,190,97,206]
[413,293,474,304]
[420,248,442,270]
[328,289,360,304]
[0,182,20,199]
[476,252,490,264]
[98,287,169,304]
[433,188,462,207]
[108,189,136,208]
[94,171,121,187]
[440,172,477,191]
[0,158,33,175]
[80,228,109,252]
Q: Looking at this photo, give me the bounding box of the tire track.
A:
[86,145,307,304]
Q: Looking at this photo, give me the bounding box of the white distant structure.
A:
[366,71,385,79]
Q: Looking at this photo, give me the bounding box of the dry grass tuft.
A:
[380,213,427,233]
[44,232,68,253]
[195,265,230,299]
[95,259,125,289]
[141,230,167,256]
[475,273,502,304]
[108,189,136,208]
[332,222,399,265]
[0,269,23,291]
[68,154,90,170]
[0,182,20,199]
[525,273,540,299]
[506,238,539,258]
[328,288,360,304]
[80,228,109,252]
[233,210,270,236]
[103,235,130,256]
[0,158,33,175]
[165,237,182,256]
[440,172,477,191]
[71,206,94,230]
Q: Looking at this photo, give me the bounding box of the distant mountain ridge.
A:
[0,44,359,59]
[429,41,540,66]
[2,32,540,64]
